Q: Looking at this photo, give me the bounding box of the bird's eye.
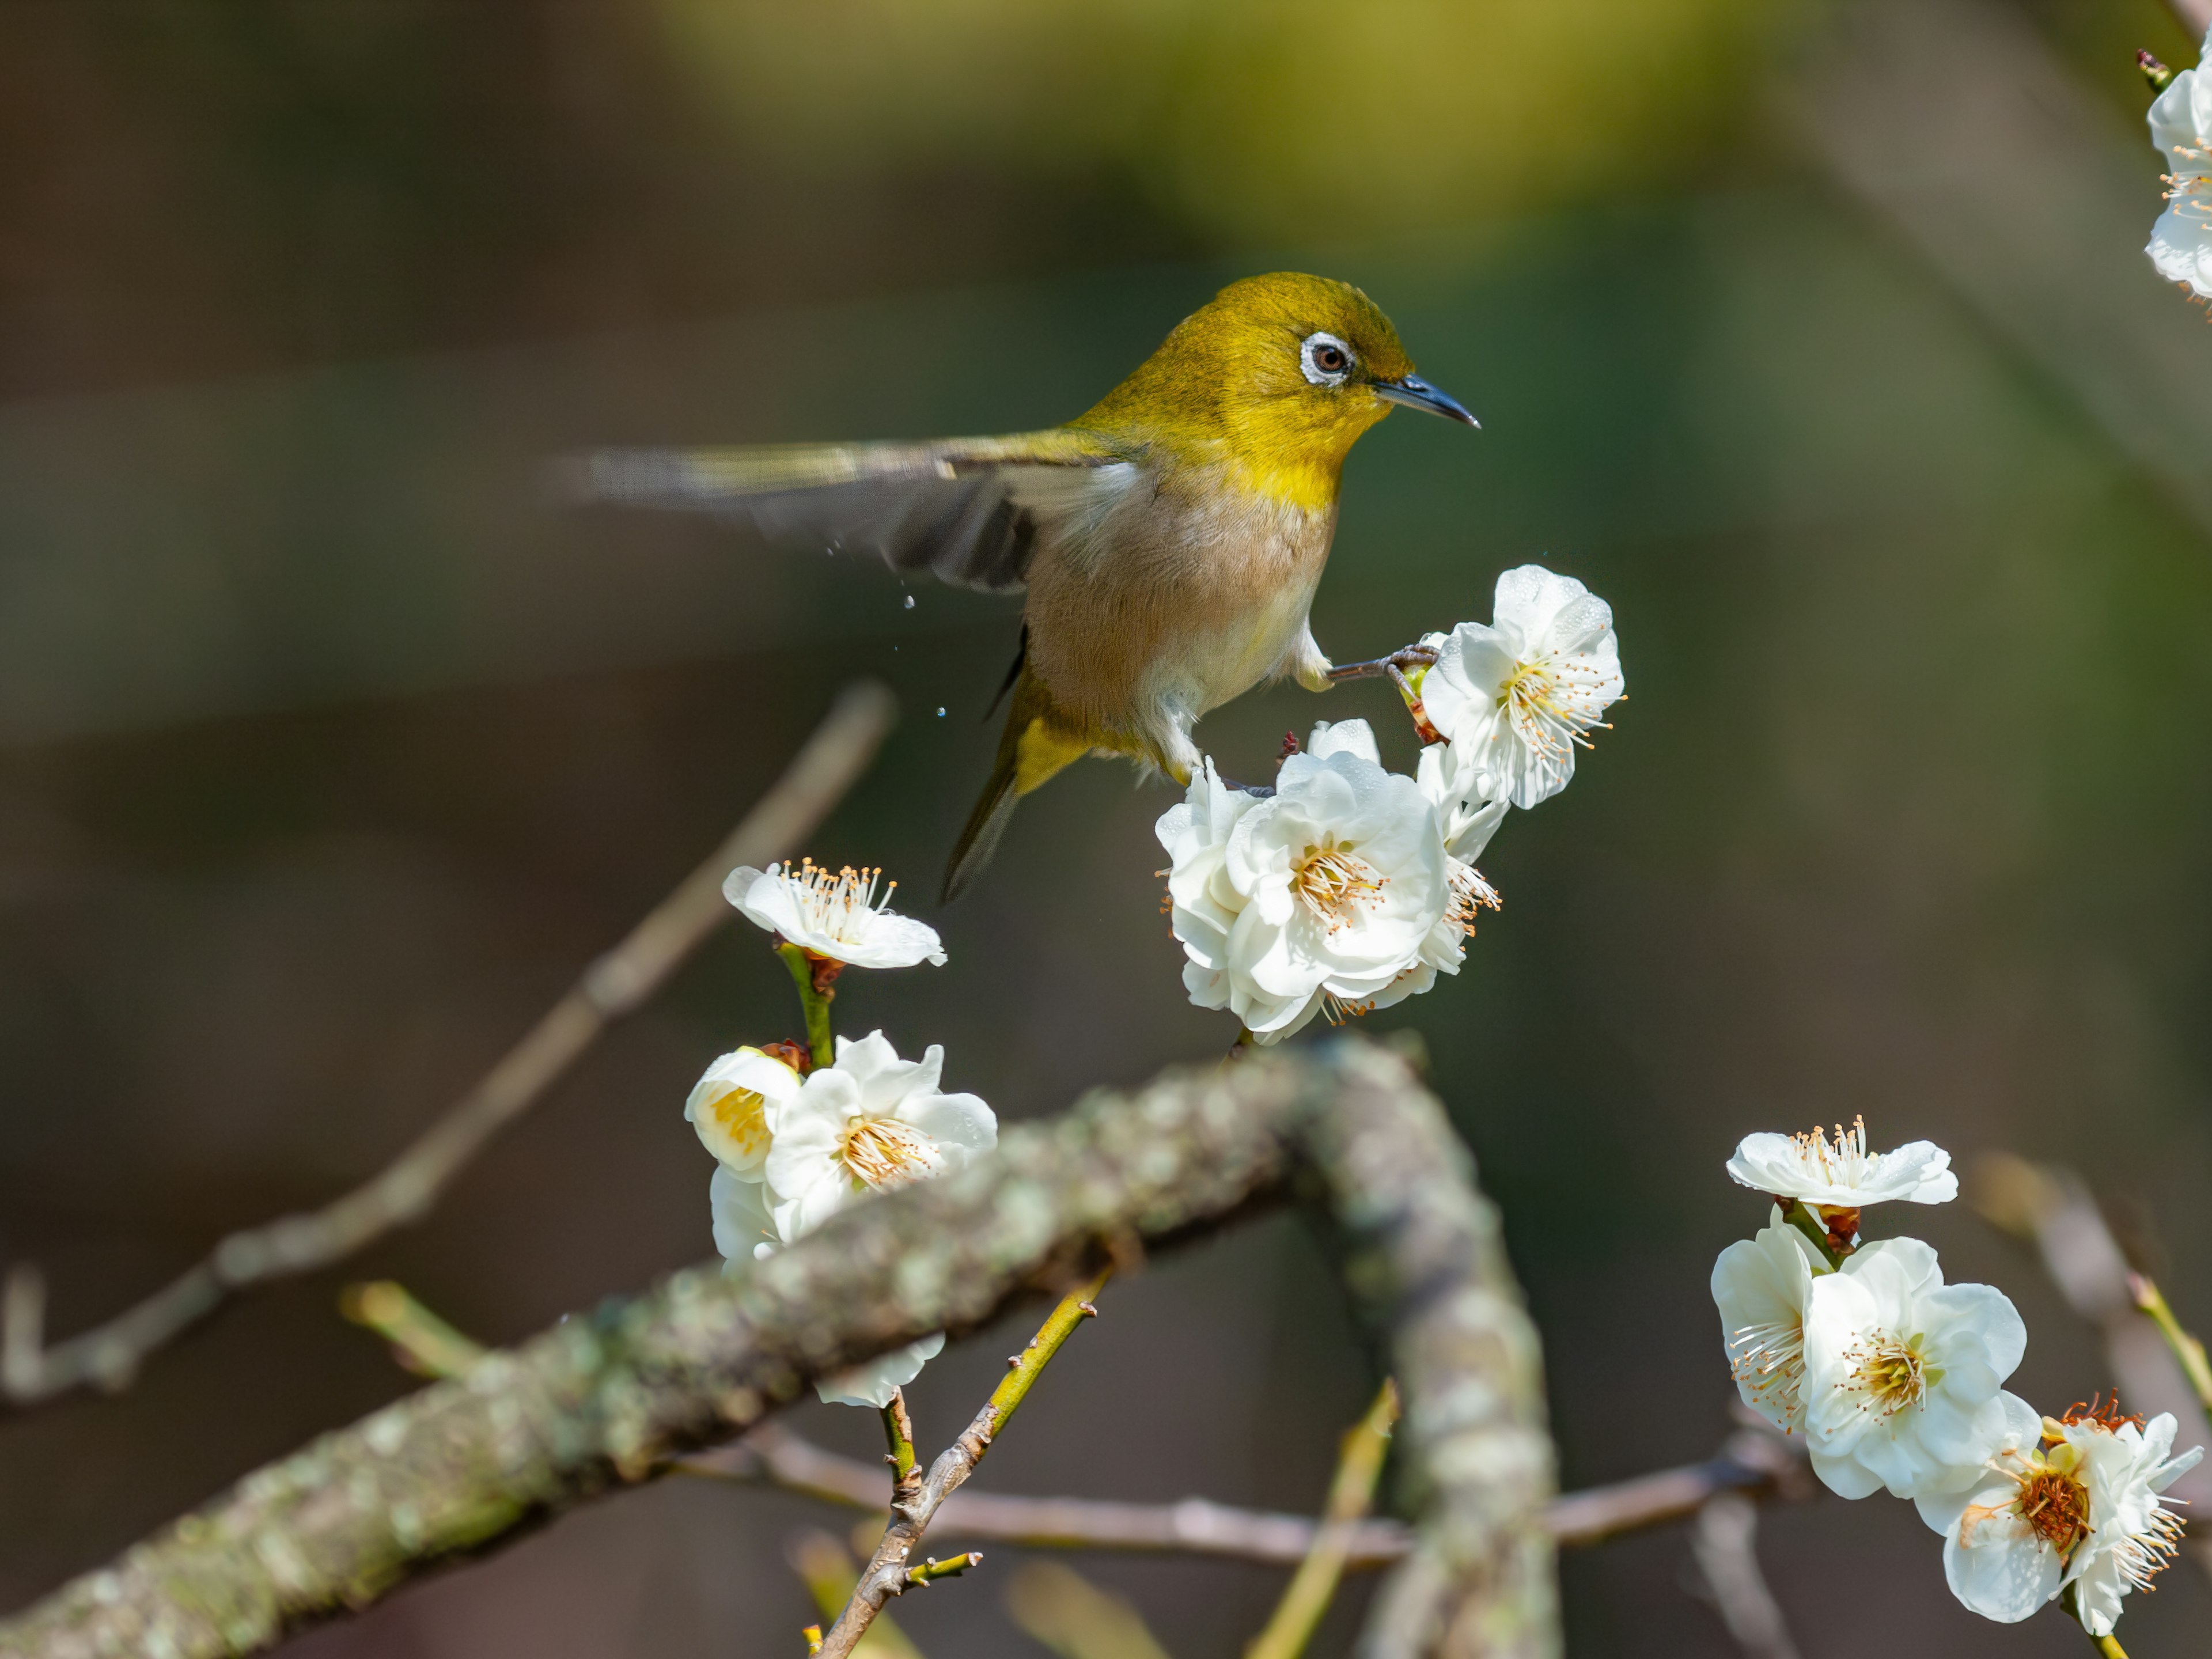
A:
[1300,332,1355,387]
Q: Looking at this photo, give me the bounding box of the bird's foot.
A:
[1215,777,1275,798]
[1325,642,1440,684]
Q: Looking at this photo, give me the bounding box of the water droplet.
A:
[936,707,947,718]
[903,594,916,610]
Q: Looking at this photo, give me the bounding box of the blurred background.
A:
[2,0,2210,1653]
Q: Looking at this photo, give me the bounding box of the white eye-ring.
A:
[1300,331,1356,387]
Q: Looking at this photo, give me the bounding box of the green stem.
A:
[1782,1200,1845,1269]
[778,942,837,1070]
[904,1553,981,1586]
[881,1391,918,1484]
[1244,1379,1402,1659]
[2130,1273,2212,1414]
[338,1281,487,1379]
[983,1271,1110,1438]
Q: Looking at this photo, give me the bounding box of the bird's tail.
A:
[942,672,1091,901]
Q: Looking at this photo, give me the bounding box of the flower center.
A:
[1726,1317,1805,1418]
[836,1118,942,1191]
[1842,1330,1940,1418]
[1496,654,1616,757]
[783,858,893,945]
[2009,1462,2092,1558]
[700,1085,770,1162]
[1786,1115,1870,1181]
[1292,841,1385,930]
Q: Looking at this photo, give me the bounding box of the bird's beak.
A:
[1372,374,1480,428]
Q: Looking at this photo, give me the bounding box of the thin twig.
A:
[1972,1154,2212,1511]
[1689,1493,1801,1659]
[816,1273,1111,1659]
[688,1416,1806,1565]
[338,1281,487,1380]
[2130,1274,2212,1415]
[0,684,896,1414]
[786,1531,923,1659]
[1245,1378,1400,1659]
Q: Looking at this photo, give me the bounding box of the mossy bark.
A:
[0,1040,1555,1659]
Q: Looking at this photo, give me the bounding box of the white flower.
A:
[1415,738,1509,863]
[722,859,946,969]
[704,1031,993,1411]
[1158,721,1453,1043]
[709,1165,946,1410]
[813,1335,949,1411]
[762,1030,997,1242]
[2147,30,2212,301]
[2062,1407,2205,1634]
[1726,1117,1957,1211]
[710,1164,779,1260]
[1919,1399,2204,1633]
[1800,1237,2027,1499]
[1415,565,1624,810]
[1711,1208,1828,1434]
[1157,757,1269,1020]
[684,1046,801,1178]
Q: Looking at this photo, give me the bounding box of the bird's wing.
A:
[566,431,1137,593]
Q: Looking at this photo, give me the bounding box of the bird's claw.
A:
[1325,642,1440,684]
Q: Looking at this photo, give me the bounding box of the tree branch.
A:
[1688,1494,1801,1659]
[0,1041,1554,1659]
[689,1413,1808,1566]
[0,684,897,1414]
[817,1276,1109,1658]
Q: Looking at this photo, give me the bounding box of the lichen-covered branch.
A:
[0,1041,1554,1659]
[0,684,897,1415]
[1303,1045,1558,1659]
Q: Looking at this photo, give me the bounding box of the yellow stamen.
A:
[836,1118,942,1191]
[698,1085,770,1164]
[1293,842,1385,931]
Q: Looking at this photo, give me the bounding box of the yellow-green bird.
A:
[577,272,1478,899]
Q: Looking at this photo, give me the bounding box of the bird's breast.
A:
[1022,464,1336,746]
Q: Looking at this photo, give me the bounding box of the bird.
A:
[573,272,1478,900]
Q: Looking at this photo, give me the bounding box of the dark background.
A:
[2,1,2209,1654]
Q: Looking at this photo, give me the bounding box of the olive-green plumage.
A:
[577,272,1477,899]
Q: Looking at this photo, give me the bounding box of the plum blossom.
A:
[1800,1237,2027,1499]
[700,1031,994,1408]
[1157,720,1452,1042]
[1415,737,1508,863]
[1919,1397,2203,1633]
[710,1164,779,1262]
[762,1031,996,1241]
[2147,26,2212,301]
[684,1046,801,1178]
[723,858,946,969]
[1726,1118,1957,1210]
[1710,1208,1828,1434]
[1415,565,1624,810]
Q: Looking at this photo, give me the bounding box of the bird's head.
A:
[1073,272,1476,509]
